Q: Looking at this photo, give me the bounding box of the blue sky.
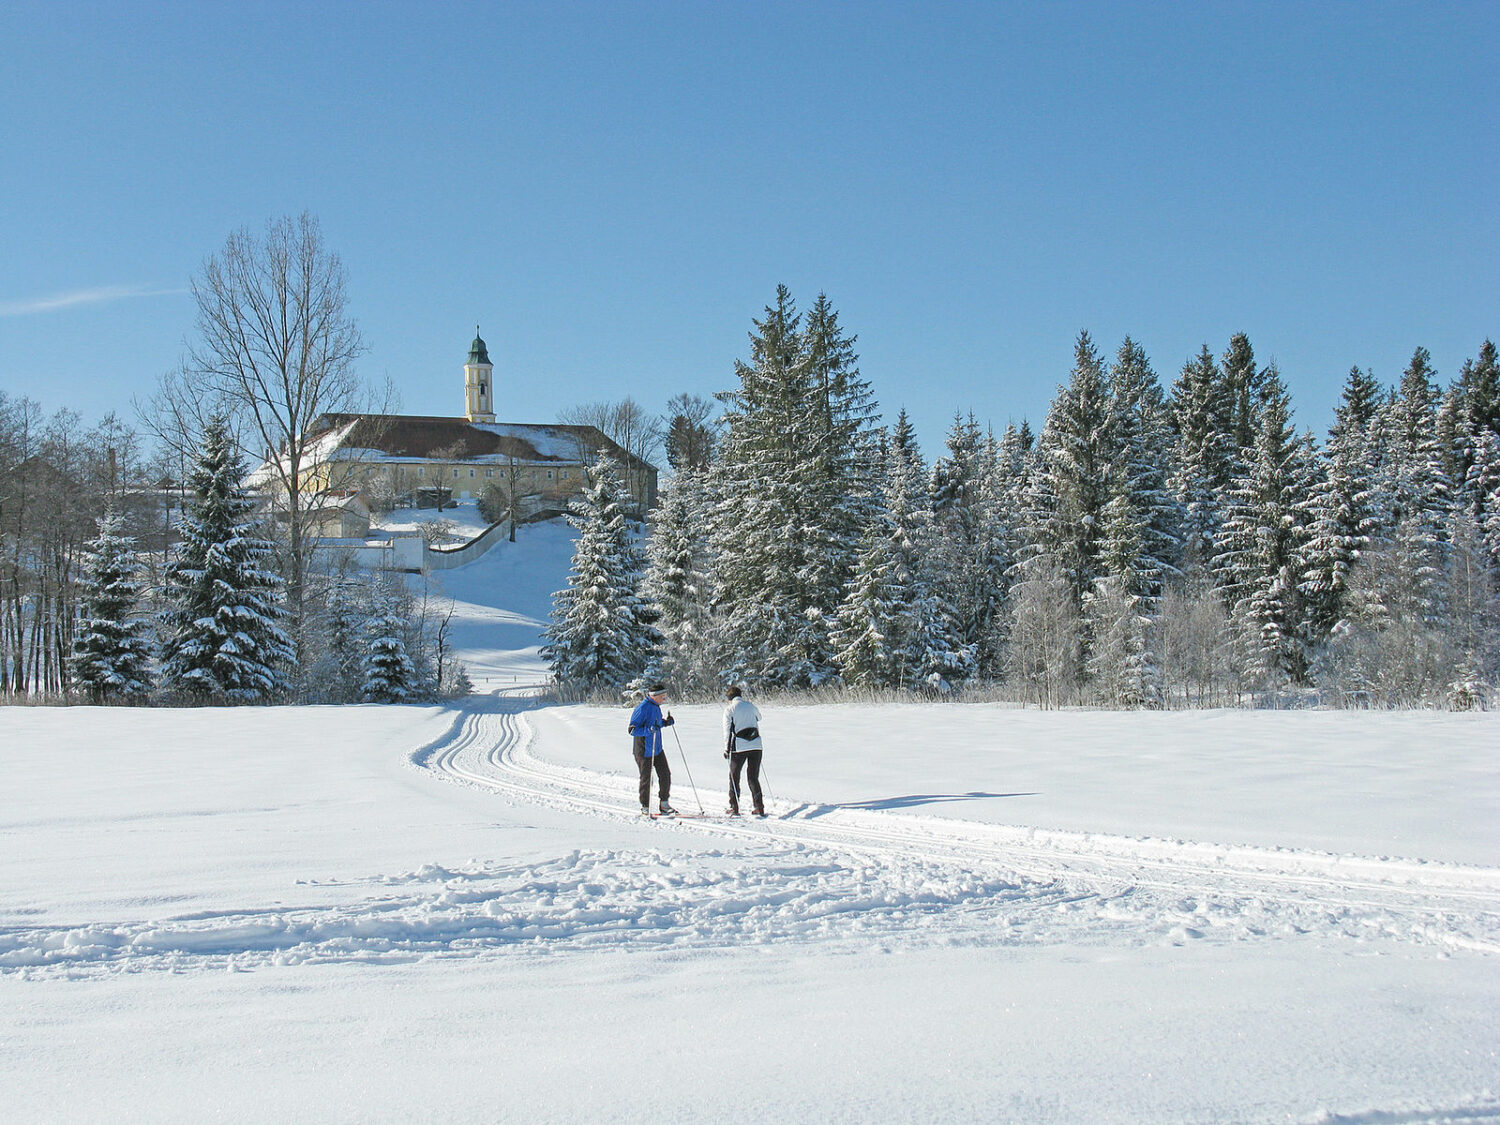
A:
[1,1,1494,457]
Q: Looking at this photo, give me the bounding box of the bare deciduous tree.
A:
[1005,554,1081,709]
[662,392,717,475]
[559,398,662,513]
[183,212,368,674]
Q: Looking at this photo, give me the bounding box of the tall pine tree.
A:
[161,417,295,702]
[542,455,652,694]
[641,470,715,691]
[709,287,881,687]
[1170,345,1235,572]
[70,509,154,702]
[1214,367,1315,687]
[1300,366,1382,644]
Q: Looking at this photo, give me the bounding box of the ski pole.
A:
[753,756,778,834]
[758,759,775,816]
[670,724,705,815]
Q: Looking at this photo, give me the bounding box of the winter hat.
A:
[647,683,667,695]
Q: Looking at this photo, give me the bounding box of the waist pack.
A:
[734,726,759,742]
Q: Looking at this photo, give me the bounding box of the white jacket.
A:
[723,697,763,752]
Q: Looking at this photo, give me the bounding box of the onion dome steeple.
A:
[464,325,495,423]
[468,327,491,366]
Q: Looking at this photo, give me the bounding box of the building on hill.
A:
[252,330,658,523]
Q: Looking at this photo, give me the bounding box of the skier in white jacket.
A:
[722,685,765,817]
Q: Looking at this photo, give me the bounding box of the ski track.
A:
[6,693,1498,982]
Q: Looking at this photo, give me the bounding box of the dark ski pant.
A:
[728,748,763,813]
[633,737,670,808]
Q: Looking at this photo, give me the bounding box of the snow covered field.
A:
[3,523,1497,1123]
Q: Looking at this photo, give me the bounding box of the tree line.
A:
[546,286,1500,709]
[2,214,460,705]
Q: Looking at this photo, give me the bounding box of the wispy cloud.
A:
[0,284,187,317]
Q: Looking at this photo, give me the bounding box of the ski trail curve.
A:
[413,693,1500,955]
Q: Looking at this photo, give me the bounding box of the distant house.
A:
[251,330,658,522]
[305,490,372,540]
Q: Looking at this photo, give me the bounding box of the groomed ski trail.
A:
[414,694,1500,956]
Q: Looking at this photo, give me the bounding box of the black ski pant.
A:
[633,738,671,808]
[728,749,763,813]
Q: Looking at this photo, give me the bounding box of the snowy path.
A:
[4,699,1498,1124]
[415,694,1500,959]
[6,694,1496,982]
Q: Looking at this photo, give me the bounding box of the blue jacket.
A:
[628,696,673,757]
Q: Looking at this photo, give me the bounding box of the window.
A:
[546,470,554,480]
[453,468,460,479]
[417,466,424,476]
[485,468,493,478]
[561,469,570,480]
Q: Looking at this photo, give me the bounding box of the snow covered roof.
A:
[244,418,361,488]
[304,414,655,472]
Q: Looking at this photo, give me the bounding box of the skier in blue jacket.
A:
[628,683,676,816]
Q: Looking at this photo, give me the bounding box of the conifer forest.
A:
[547,287,1500,710]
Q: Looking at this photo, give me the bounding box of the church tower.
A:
[465,327,495,423]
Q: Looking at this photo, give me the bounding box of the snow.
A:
[374,498,493,542]
[3,519,1498,1123]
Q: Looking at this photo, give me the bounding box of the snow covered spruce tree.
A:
[70,509,154,702]
[1007,420,1075,703]
[542,454,652,696]
[709,287,881,688]
[1447,340,1500,524]
[1300,366,1382,649]
[1035,331,1114,612]
[319,579,368,702]
[984,421,1038,674]
[1103,337,1181,608]
[1321,349,1454,705]
[1469,430,1500,580]
[1212,366,1317,690]
[830,521,901,689]
[1008,334,1176,706]
[1080,339,1182,706]
[930,414,1008,680]
[160,416,296,702]
[1169,345,1236,574]
[833,412,973,693]
[361,597,418,703]
[641,469,715,691]
[1221,332,1268,468]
